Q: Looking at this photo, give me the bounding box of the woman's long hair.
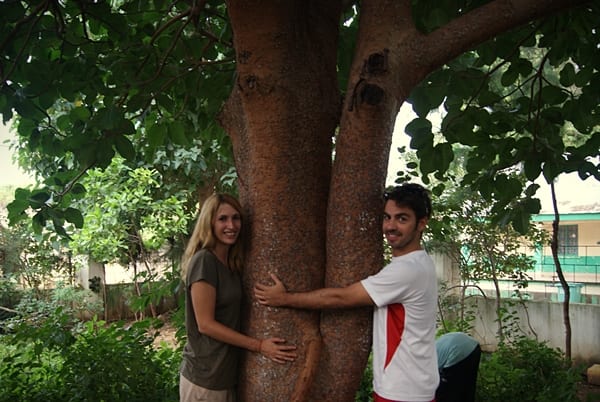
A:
[181,193,245,282]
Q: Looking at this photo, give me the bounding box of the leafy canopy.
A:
[1,1,599,237]
[404,4,600,231]
[1,0,236,234]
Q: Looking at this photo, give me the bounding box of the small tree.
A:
[69,158,190,318]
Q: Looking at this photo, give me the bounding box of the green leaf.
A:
[501,65,519,86]
[477,89,501,107]
[511,208,530,234]
[53,218,69,238]
[494,175,521,200]
[522,197,541,214]
[540,86,567,105]
[71,183,86,195]
[32,212,46,234]
[71,106,91,122]
[405,118,432,139]
[409,85,432,118]
[95,107,122,130]
[56,114,71,131]
[114,135,136,161]
[168,122,188,145]
[432,142,454,174]
[542,160,561,182]
[559,62,576,86]
[147,124,167,148]
[117,118,136,135]
[28,191,51,208]
[574,66,594,86]
[523,157,542,181]
[7,196,30,224]
[64,207,84,228]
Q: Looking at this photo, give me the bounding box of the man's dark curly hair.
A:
[384,183,432,221]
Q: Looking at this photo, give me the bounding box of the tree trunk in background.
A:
[220,0,584,400]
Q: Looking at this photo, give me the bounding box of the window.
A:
[558,224,578,256]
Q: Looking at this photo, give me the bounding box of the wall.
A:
[466,296,600,365]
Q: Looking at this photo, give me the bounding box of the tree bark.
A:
[222,1,343,400]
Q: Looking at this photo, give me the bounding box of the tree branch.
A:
[415,0,592,76]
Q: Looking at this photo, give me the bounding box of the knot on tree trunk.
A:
[360,83,385,106]
[363,49,389,75]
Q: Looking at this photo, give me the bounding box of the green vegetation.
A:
[0,309,181,402]
[477,338,581,402]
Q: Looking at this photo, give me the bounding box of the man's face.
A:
[382,200,427,257]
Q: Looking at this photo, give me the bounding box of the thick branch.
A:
[416,0,592,75]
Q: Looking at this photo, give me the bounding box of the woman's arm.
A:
[191,281,296,363]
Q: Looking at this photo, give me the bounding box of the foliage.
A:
[355,352,374,402]
[69,157,189,265]
[2,1,236,236]
[0,2,597,240]
[434,202,545,340]
[404,143,549,339]
[0,340,65,401]
[5,283,102,331]
[0,309,180,402]
[436,281,479,334]
[0,218,72,290]
[406,6,600,232]
[1,2,598,398]
[476,338,580,402]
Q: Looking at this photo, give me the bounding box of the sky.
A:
[0,121,34,186]
[2,111,599,214]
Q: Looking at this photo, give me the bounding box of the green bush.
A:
[476,338,580,402]
[0,342,64,401]
[57,317,179,402]
[0,309,180,402]
[355,352,373,402]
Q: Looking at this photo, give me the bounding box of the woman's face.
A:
[212,202,242,247]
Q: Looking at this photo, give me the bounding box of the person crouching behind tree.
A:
[435,331,481,402]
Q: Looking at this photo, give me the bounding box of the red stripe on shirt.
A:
[384,303,405,369]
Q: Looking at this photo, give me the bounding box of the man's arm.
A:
[254,273,374,309]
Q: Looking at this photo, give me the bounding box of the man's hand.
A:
[254,273,287,306]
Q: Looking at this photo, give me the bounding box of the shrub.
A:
[57,317,178,402]
[0,309,180,402]
[476,338,580,402]
[355,352,373,402]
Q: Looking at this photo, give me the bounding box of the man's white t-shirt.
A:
[361,249,439,401]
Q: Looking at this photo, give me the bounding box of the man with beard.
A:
[255,183,439,402]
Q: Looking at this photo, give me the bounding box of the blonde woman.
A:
[179,193,296,402]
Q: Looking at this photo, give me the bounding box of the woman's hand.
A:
[259,337,297,364]
[254,273,287,306]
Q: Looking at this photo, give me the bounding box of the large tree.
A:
[1,1,598,400]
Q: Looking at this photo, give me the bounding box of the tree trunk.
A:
[222,2,342,400]
[219,0,585,400]
[550,182,572,359]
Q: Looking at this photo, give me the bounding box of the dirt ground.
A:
[150,317,600,401]
[151,314,180,348]
[578,381,600,402]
